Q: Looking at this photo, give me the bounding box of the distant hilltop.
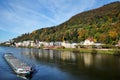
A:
[13,1,120,45]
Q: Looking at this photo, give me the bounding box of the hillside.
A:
[14,1,120,44]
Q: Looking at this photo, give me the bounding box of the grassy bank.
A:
[55,48,120,55]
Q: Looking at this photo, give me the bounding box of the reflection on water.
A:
[21,48,120,68]
[21,48,120,79]
[21,49,77,64]
[0,47,120,80]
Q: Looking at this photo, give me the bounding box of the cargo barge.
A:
[4,53,33,79]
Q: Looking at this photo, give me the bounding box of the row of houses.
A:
[14,37,101,48]
[6,37,120,48]
[15,41,78,48]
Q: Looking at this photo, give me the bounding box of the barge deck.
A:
[4,53,33,79]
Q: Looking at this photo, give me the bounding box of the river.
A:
[0,46,120,80]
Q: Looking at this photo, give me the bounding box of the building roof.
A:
[86,37,94,42]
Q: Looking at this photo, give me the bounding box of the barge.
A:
[4,53,33,79]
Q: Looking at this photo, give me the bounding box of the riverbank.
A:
[54,48,120,55]
[1,45,120,55]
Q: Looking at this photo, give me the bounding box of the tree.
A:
[108,30,118,40]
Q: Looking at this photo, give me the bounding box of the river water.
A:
[0,46,120,80]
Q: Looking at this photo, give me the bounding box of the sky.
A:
[0,0,120,42]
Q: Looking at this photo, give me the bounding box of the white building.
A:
[83,37,94,45]
[61,42,77,48]
[15,40,35,47]
[38,42,49,47]
[15,42,22,47]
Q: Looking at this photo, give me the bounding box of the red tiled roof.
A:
[86,37,94,42]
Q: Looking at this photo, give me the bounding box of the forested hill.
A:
[14,1,120,44]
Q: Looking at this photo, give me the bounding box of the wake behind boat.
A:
[4,53,33,79]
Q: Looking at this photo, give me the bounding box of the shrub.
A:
[91,49,97,54]
[113,49,120,56]
[101,44,114,49]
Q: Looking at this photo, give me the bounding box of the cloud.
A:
[0,0,57,34]
[0,0,96,34]
[37,0,96,23]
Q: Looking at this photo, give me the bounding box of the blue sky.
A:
[0,0,119,42]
